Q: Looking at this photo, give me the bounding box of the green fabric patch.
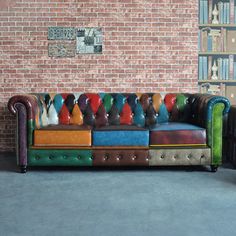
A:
[28,149,92,166]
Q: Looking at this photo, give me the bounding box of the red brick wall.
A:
[0,0,198,151]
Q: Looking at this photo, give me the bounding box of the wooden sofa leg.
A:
[20,165,27,173]
[210,165,218,172]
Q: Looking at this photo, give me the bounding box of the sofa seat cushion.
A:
[92,125,149,146]
[34,125,91,146]
[149,122,206,146]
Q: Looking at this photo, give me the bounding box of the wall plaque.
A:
[76,27,102,54]
[48,42,75,58]
[48,27,76,40]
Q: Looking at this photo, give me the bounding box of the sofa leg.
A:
[210,165,218,172]
[20,165,27,173]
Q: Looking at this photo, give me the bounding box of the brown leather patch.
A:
[92,149,149,166]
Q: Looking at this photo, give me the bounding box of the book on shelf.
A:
[229,55,234,79]
[230,0,235,23]
[199,0,208,24]
[209,0,213,23]
[203,0,208,23]
[199,56,203,80]
[198,30,201,51]
[198,56,208,80]
[226,30,236,52]
[199,0,204,24]
[226,58,229,79]
[226,2,230,24]
[201,28,209,51]
[208,56,212,79]
[217,57,223,80]
[199,82,226,96]
[234,61,236,79]
[218,57,229,80]
[198,27,235,53]
[218,1,224,24]
[203,56,208,80]
[200,28,221,52]
[235,0,236,23]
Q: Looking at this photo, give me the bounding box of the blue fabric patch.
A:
[149,122,205,131]
[93,130,149,146]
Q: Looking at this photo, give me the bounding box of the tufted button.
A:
[201,154,205,158]
[90,156,94,160]
[161,154,165,159]
[146,156,149,161]
[116,155,122,161]
[35,155,40,160]
[174,155,178,159]
[104,154,109,161]
[63,155,68,159]
[77,155,81,160]
[188,154,192,159]
[49,155,54,160]
[131,155,137,160]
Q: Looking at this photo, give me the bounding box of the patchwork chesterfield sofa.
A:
[8,93,230,173]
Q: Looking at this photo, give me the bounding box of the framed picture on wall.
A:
[76,27,102,54]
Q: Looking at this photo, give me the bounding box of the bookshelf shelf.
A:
[198,0,236,104]
[199,52,236,55]
[199,24,236,28]
[198,80,236,83]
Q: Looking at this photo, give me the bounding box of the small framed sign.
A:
[76,27,102,54]
[48,27,76,40]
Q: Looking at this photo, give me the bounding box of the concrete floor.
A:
[1,152,236,236]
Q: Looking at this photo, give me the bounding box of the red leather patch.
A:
[120,103,133,125]
[59,104,70,124]
[86,93,101,114]
[60,93,69,100]
[164,94,176,112]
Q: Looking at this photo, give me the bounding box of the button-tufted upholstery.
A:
[33,93,171,128]
[8,92,231,172]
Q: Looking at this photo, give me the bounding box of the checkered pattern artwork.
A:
[76,27,102,54]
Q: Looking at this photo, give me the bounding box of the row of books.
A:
[198,55,236,80]
[199,82,226,96]
[199,28,236,52]
[199,0,236,24]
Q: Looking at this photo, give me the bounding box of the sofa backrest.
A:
[34,93,192,128]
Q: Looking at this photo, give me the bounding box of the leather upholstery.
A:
[34,125,91,146]
[149,122,206,146]
[8,93,231,169]
[28,149,92,166]
[29,93,172,128]
[93,125,149,146]
[92,149,149,166]
[149,148,211,166]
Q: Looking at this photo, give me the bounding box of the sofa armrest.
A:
[8,95,40,166]
[189,93,230,165]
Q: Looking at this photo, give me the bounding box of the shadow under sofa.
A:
[8,93,230,173]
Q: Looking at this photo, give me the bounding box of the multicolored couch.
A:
[8,93,230,173]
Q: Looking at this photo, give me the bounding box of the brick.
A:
[0,0,198,151]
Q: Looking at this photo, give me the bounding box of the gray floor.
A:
[1,153,236,236]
